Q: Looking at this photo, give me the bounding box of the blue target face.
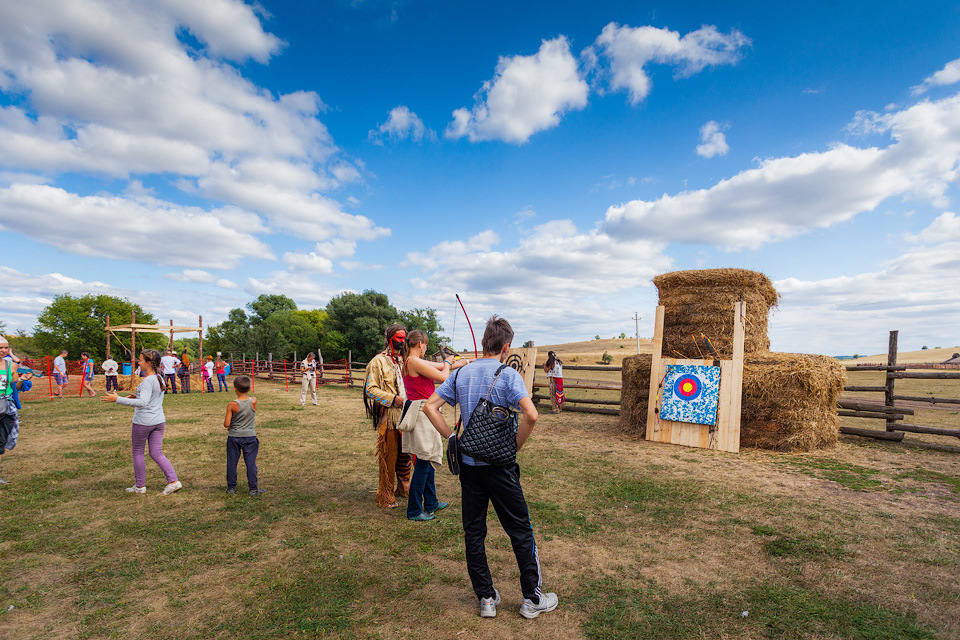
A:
[674,374,702,401]
[661,365,721,426]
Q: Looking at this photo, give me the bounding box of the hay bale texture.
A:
[652,268,780,358]
[741,352,846,451]
[619,354,652,437]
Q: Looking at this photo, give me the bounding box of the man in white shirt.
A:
[53,349,68,398]
[102,356,119,392]
[160,350,181,394]
[300,352,319,406]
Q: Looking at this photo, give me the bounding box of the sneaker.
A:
[226,487,237,495]
[426,501,449,514]
[0,477,9,485]
[249,488,266,496]
[407,512,435,521]
[162,481,183,495]
[479,589,501,618]
[519,592,559,619]
[125,485,146,494]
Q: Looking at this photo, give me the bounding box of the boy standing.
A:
[423,316,557,620]
[223,375,265,496]
[101,355,119,392]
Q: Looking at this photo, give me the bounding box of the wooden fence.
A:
[839,330,960,443]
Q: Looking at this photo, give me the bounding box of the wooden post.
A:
[198,315,204,394]
[886,330,898,432]
[284,358,288,391]
[130,310,136,389]
[106,314,111,358]
[348,350,352,387]
[169,319,174,351]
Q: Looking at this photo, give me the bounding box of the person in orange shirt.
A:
[178,349,191,394]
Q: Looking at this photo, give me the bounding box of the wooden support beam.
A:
[886,330,898,433]
[533,382,622,391]
[838,410,905,421]
[892,394,960,405]
[843,385,887,392]
[554,405,620,416]
[532,394,621,406]
[839,427,905,441]
[844,365,906,371]
[890,371,960,380]
[892,424,960,439]
[838,399,914,415]
[563,365,624,372]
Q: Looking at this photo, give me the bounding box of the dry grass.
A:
[1,380,958,639]
[849,347,960,365]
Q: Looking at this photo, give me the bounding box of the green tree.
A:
[34,294,163,360]
[247,294,297,324]
[207,308,253,357]
[320,329,350,361]
[399,307,445,351]
[269,309,319,358]
[325,290,399,362]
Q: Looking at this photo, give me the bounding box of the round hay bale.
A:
[741,352,846,451]
[652,268,780,357]
[619,354,652,437]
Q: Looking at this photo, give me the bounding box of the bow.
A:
[456,294,479,359]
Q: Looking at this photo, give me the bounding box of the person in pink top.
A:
[402,330,469,521]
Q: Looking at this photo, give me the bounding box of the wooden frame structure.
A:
[645,301,746,453]
[105,313,204,387]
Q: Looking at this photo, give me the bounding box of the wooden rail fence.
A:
[839,330,960,443]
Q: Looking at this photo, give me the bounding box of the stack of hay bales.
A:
[619,268,846,451]
[619,354,652,437]
[653,269,780,358]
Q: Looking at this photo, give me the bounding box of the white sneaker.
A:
[161,481,183,495]
[519,592,558,619]
[125,485,146,494]
[479,589,501,618]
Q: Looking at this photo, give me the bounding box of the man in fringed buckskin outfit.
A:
[364,324,412,508]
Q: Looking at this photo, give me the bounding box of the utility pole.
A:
[633,312,641,354]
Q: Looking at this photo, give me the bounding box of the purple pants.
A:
[131,422,178,487]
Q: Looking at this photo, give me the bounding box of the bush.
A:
[601,352,613,364]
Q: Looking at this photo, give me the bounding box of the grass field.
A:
[2,380,959,639]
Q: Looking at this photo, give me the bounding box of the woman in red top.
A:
[402,330,469,521]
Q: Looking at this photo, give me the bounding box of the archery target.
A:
[660,364,720,425]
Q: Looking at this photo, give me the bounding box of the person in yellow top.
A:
[363,324,411,508]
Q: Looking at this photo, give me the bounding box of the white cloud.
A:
[167,269,216,283]
[0,266,119,296]
[588,23,751,104]
[215,278,239,289]
[245,271,339,306]
[446,37,589,144]
[281,251,335,274]
[912,57,960,96]
[771,212,960,354]
[369,106,435,144]
[0,184,273,268]
[696,120,729,158]
[0,1,386,258]
[605,92,960,249]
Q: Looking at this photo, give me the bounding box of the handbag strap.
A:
[482,365,510,403]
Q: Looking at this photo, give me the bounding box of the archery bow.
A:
[455,294,479,359]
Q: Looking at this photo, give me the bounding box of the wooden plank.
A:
[890,372,960,380]
[839,427,905,441]
[505,347,537,396]
[845,365,906,371]
[532,394,621,406]
[892,424,960,438]
[645,305,665,444]
[554,405,620,416]
[843,386,887,392]
[564,365,624,372]
[892,395,960,405]
[838,410,905,420]
[838,399,914,415]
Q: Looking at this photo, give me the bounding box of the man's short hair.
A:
[481,315,514,355]
[60,349,68,354]
[233,375,251,393]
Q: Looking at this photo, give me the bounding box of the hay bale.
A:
[741,352,846,451]
[652,268,780,357]
[618,354,652,437]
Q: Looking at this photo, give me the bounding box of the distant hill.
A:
[845,346,960,364]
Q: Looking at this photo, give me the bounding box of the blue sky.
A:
[2,0,960,356]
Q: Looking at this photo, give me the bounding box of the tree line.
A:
[15,292,445,364]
